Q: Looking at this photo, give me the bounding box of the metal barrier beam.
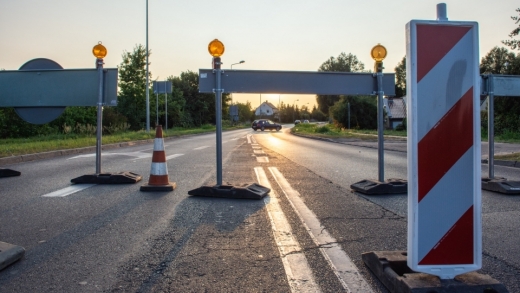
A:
[199,69,395,96]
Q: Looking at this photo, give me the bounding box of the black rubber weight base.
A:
[0,241,25,271]
[482,177,520,195]
[140,182,176,192]
[71,172,142,184]
[0,168,21,178]
[188,183,270,199]
[351,178,407,195]
[362,251,508,293]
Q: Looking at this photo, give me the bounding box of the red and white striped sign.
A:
[406,20,481,279]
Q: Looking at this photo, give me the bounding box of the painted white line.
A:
[247,135,252,144]
[42,184,96,198]
[251,136,257,144]
[268,167,373,293]
[230,137,240,140]
[254,167,321,293]
[68,151,152,160]
[256,157,269,163]
[166,154,184,160]
[253,150,265,154]
[194,146,209,150]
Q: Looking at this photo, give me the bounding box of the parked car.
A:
[303,120,310,123]
[252,119,282,131]
[294,120,301,125]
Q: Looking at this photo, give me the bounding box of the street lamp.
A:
[231,60,245,69]
[230,61,245,105]
[145,0,150,132]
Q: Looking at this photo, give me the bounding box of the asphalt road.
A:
[0,127,519,292]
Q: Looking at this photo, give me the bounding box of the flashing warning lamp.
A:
[208,39,225,57]
[92,42,107,59]
[370,44,387,62]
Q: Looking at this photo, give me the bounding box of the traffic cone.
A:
[140,125,176,191]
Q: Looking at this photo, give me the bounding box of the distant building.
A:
[383,97,407,129]
[255,100,279,118]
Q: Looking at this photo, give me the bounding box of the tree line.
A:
[1,8,519,138]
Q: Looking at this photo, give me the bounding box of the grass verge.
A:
[0,123,248,158]
[292,123,520,161]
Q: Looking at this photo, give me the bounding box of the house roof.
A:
[255,101,278,111]
[385,97,406,119]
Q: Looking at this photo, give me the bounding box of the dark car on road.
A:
[252,119,282,131]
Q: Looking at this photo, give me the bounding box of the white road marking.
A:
[254,167,321,293]
[253,150,265,154]
[166,154,184,160]
[42,184,96,197]
[194,146,209,150]
[68,151,151,160]
[256,157,269,163]
[268,167,373,293]
[247,135,252,144]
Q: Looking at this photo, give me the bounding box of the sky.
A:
[1,0,518,110]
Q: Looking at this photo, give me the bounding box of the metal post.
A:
[145,0,150,132]
[165,89,168,131]
[488,76,495,178]
[156,92,159,126]
[214,57,223,185]
[376,62,385,182]
[348,102,351,129]
[95,58,104,174]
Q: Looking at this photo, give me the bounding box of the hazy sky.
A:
[1,0,518,109]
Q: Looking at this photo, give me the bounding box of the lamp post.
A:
[231,60,245,69]
[371,43,387,182]
[230,61,244,105]
[145,0,150,132]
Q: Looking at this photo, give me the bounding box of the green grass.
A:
[291,123,407,140]
[0,123,249,158]
[495,153,520,161]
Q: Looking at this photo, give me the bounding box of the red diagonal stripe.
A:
[418,88,473,202]
[419,205,474,265]
[417,25,472,83]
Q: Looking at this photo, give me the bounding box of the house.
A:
[255,100,279,118]
[383,97,407,130]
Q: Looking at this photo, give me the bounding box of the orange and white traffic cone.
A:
[140,125,176,191]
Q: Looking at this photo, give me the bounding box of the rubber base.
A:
[71,172,142,184]
[140,182,176,192]
[482,177,520,195]
[188,183,270,199]
[0,168,21,178]
[351,178,407,195]
[0,241,25,271]
[362,251,508,293]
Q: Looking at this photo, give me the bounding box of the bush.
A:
[315,125,330,133]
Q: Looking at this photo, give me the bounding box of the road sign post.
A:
[153,81,172,129]
[363,5,506,293]
[406,10,481,279]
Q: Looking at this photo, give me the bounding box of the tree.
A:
[316,53,365,116]
[480,46,520,135]
[169,71,231,127]
[502,8,520,50]
[394,56,406,97]
[480,47,515,74]
[330,96,378,129]
[116,44,151,130]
